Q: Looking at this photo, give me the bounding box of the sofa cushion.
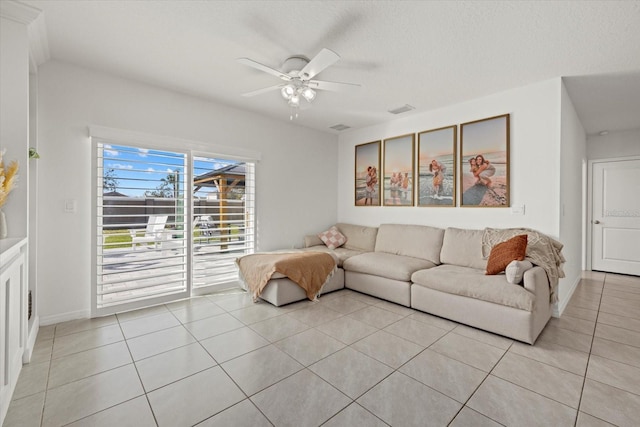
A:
[318,226,347,250]
[304,234,324,248]
[411,264,534,311]
[486,234,528,275]
[344,252,437,282]
[440,228,487,270]
[300,246,363,268]
[336,223,378,252]
[374,224,444,264]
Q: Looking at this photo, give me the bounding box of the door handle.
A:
[594,220,601,224]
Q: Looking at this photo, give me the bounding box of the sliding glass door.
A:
[192,156,255,289]
[93,141,255,316]
[95,143,189,315]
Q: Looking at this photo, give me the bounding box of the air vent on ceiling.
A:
[388,104,415,115]
[330,124,351,131]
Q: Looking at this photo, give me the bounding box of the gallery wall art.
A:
[354,141,381,206]
[354,113,510,209]
[460,114,510,207]
[417,125,457,207]
[383,134,415,206]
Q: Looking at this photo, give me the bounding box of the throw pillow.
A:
[486,234,528,275]
[505,260,534,284]
[318,226,347,250]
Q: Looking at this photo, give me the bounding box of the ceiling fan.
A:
[237,48,360,119]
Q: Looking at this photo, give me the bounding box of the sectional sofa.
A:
[255,223,555,344]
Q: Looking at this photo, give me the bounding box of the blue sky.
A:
[102,144,234,198]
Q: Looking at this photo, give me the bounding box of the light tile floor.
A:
[5,271,640,426]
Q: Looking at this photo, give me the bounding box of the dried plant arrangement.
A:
[0,149,19,207]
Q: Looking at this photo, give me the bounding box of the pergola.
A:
[193,163,246,248]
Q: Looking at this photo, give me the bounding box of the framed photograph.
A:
[355,141,381,206]
[383,134,415,206]
[417,125,457,207]
[460,114,510,207]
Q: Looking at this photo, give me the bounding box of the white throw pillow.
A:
[505,260,534,284]
[317,226,347,250]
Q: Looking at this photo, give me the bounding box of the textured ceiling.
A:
[20,0,640,134]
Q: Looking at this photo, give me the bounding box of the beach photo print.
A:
[355,140,381,206]
[460,114,510,207]
[418,125,457,207]
[383,134,415,206]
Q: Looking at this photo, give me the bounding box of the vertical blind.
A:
[96,142,255,310]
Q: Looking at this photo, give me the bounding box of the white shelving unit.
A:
[0,237,28,424]
[0,5,44,423]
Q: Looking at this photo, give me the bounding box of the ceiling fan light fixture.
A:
[288,94,300,107]
[239,48,359,120]
[281,84,295,100]
[301,87,316,102]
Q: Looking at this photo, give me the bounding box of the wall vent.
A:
[388,104,415,114]
[330,124,351,131]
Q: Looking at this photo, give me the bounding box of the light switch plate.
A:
[64,199,77,213]
[511,204,525,215]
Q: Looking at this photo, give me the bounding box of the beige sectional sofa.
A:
[257,223,553,344]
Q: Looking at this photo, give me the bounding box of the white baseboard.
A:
[553,274,582,317]
[40,309,91,326]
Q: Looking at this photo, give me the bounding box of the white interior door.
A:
[591,158,640,275]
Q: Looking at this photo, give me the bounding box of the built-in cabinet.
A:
[0,4,42,423]
[0,238,28,425]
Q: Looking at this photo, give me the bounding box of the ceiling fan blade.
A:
[308,79,361,92]
[299,48,340,80]
[241,84,285,97]
[237,58,291,81]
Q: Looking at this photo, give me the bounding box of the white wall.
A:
[338,78,562,233]
[558,82,587,314]
[37,60,338,323]
[337,78,575,310]
[0,17,29,238]
[587,128,640,160]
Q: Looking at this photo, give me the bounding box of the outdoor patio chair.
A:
[130,215,169,250]
[194,215,216,237]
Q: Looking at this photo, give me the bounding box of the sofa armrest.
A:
[523,266,550,302]
[304,234,324,248]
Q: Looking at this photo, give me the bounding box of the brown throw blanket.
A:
[237,251,336,302]
[482,228,566,303]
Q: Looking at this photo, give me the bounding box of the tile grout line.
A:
[314,304,429,426]
[594,317,640,336]
[591,335,640,353]
[573,274,606,427]
[39,324,57,427]
[506,344,588,377]
[190,314,280,422]
[119,307,160,427]
[215,301,417,425]
[12,281,639,426]
[446,339,514,427]
[392,326,506,425]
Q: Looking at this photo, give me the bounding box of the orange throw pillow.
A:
[486,234,528,275]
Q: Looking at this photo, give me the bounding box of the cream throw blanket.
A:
[482,228,565,303]
[237,251,336,302]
